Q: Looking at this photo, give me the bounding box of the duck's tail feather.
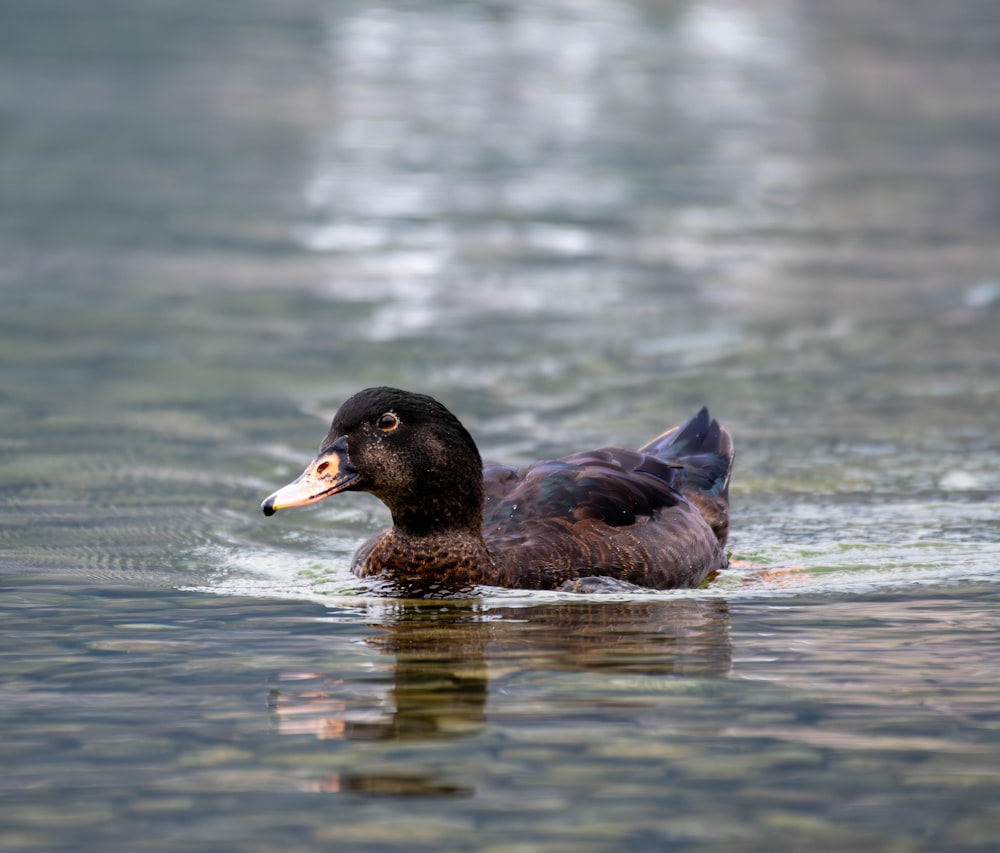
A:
[639,407,734,547]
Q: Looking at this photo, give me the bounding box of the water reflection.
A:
[270,602,489,744]
[301,0,812,356]
[269,598,731,795]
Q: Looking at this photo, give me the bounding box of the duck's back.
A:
[481,407,733,590]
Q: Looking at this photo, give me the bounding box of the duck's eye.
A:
[377,412,400,432]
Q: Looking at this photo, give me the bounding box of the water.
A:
[1,0,999,849]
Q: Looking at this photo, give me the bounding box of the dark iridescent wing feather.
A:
[638,406,734,546]
[639,406,732,498]
[478,408,733,590]
[483,449,685,532]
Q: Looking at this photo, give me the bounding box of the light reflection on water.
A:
[300,0,813,347]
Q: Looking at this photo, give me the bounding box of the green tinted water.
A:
[1,0,999,850]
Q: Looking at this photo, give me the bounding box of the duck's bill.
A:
[261,440,360,516]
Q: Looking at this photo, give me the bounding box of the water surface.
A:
[1,0,999,850]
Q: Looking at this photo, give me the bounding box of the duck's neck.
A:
[364,447,492,587]
[391,501,482,538]
[385,485,492,586]
[385,456,486,538]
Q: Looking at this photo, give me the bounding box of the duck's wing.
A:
[484,448,685,528]
[481,448,724,590]
[638,406,734,548]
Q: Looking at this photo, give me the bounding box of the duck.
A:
[261,386,734,593]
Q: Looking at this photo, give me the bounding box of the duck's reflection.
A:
[270,600,490,744]
[269,598,731,795]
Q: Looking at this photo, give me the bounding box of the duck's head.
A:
[261,387,485,535]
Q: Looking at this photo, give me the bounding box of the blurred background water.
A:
[1,0,999,850]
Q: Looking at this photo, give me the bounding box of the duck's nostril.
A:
[316,461,329,475]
